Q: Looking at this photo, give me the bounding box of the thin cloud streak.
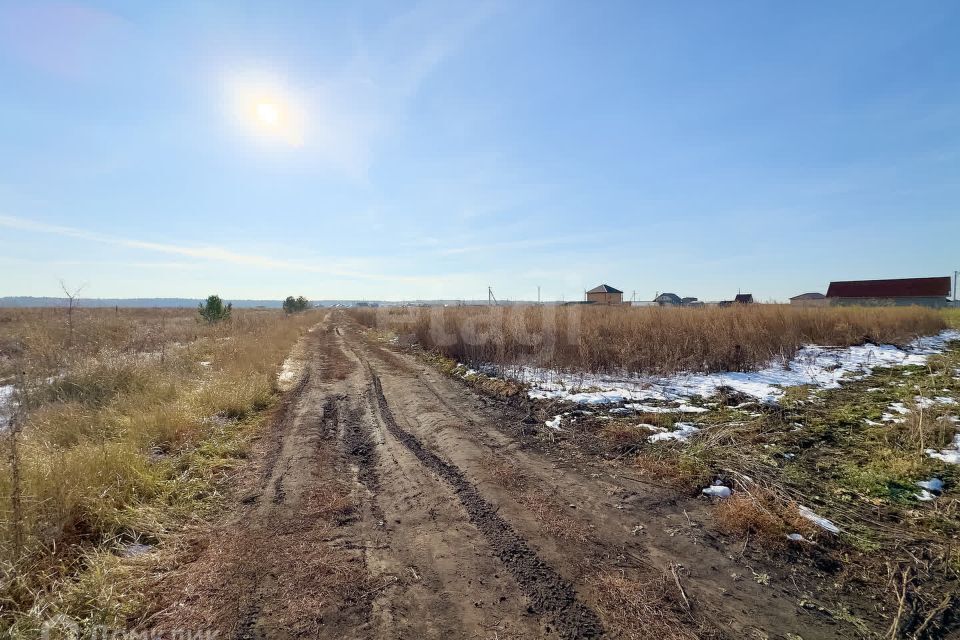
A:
[0,214,467,286]
[437,231,618,256]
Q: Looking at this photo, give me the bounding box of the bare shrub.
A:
[588,570,716,640]
[712,488,816,546]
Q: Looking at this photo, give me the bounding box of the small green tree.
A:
[199,294,232,324]
[283,295,310,313]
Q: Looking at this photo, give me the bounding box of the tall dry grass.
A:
[0,306,319,633]
[351,304,946,375]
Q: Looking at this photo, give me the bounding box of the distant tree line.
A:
[283,296,310,314]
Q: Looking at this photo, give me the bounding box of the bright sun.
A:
[255,102,281,127]
[227,75,306,147]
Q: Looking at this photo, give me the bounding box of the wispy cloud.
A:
[0,214,470,286]
[437,231,616,256]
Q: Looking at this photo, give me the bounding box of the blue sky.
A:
[1,1,958,302]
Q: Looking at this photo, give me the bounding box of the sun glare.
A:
[255,102,281,127]
[227,75,306,147]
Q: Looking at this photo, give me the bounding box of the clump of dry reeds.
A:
[712,487,817,546]
[352,304,945,375]
[587,569,719,640]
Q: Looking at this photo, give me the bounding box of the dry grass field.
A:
[0,306,319,634]
[349,304,960,638]
[2,304,957,638]
[351,304,947,374]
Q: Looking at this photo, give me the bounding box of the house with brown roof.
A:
[789,292,827,307]
[826,277,951,308]
[585,284,623,305]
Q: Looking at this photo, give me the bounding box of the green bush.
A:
[198,295,232,324]
[282,295,310,314]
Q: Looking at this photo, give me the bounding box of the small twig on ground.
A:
[912,592,952,639]
[359,575,399,600]
[886,568,910,640]
[670,563,691,612]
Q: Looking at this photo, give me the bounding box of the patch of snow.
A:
[119,542,152,557]
[636,423,664,432]
[863,419,882,426]
[888,402,911,415]
[917,478,943,492]
[545,415,562,430]
[786,533,813,543]
[647,422,700,443]
[623,402,709,414]
[0,385,13,433]
[915,490,937,502]
[926,434,960,464]
[519,330,960,407]
[934,396,956,405]
[798,506,840,533]
[199,361,211,367]
[702,484,732,498]
[276,357,304,391]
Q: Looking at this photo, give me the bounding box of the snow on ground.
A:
[277,357,304,391]
[646,422,700,443]
[916,478,944,501]
[798,506,840,533]
[702,484,732,498]
[0,385,13,433]
[914,396,956,409]
[927,434,960,464]
[624,402,709,414]
[516,330,960,407]
[545,415,562,430]
[918,478,945,492]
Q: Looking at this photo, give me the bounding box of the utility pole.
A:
[954,270,959,307]
[537,285,541,305]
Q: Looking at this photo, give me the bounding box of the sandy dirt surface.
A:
[146,314,865,639]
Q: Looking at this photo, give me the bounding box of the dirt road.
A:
[148,315,860,639]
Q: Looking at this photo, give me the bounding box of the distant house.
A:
[586,284,623,305]
[826,277,951,308]
[734,293,754,304]
[789,292,827,307]
[654,292,682,307]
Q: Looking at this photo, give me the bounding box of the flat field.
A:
[1,305,958,639]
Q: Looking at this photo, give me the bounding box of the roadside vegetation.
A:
[282,295,310,314]
[0,305,318,635]
[350,304,946,375]
[624,322,960,637]
[360,306,960,637]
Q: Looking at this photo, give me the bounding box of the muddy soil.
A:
[147,315,867,639]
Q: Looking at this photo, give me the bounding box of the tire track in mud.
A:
[364,365,604,640]
[339,391,385,524]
